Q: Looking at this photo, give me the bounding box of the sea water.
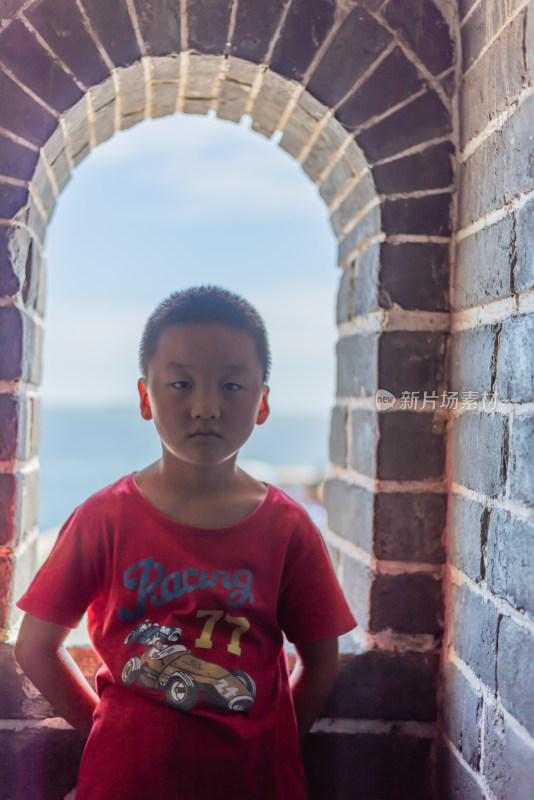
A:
[38,405,330,531]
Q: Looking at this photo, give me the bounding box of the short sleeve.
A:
[17,506,103,628]
[277,519,356,644]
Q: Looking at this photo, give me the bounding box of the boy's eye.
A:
[171,381,191,390]
[223,382,242,392]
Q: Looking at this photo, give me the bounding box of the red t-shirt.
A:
[18,474,356,800]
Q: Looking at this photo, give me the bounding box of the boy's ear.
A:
[256,388,270,426]
[138,379,153,421]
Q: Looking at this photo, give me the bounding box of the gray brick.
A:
[49,148,71,193]
[324,479,373,553]
[63,97,91,162]
[93,97,115,145]
[449,583,499,690]
[458,93,534,227]
[279,103,321,160]
[307,7,391,108]
[0,133,38,182]
[27,197,47,243]
[251,71,294,139]
[453,215,514,309]
[377,412,446,481]
[336,263,351,325]
[380,242,449,313]
[373,141,454,195]
[460,10,527,149]
[0,224,31,299]
[515,198,534,292]
[436,740,485,800]
[9,535,39,626]
[151,83,179,119]
[269,0,335,83]
[356,92,451,164]
[352,242,380,316]
[330,172,376,236]
[337,204,381,265]
[497,615,534,736]
[230,0,285,63]
[150,56,181,82]
[448,495,487,582]
[450,412,507,498]
[31,157,56,222]
[117,62,146,118]
[443,660,482,770]
[370,572,443,635]
[319,156,357,206]
[382,194,451,237]
[484,702,534,800]
[487,508,534,618]
[0,19,82,114]
[509,415,534,508]
[217,81,249,122]
[384,0,453,76]
[336,46,424,132]
[350,409,376,477]
[342,555,371,631]
[301,118,349,183]
[81,0,141,67]
[461,0,526,72]
[131,0,181,56]
[379,332,446,397]
[450,325,498,397]
[326,650,439,721]
[336,334,377,398]
[374,492,446,563]
[185,54,222,105]
[329,405,347,467]
[497,315,534,403]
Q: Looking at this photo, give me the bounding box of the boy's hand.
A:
[15,613,99,739]
[290,637,339,741]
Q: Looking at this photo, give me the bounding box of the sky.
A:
[42,111,339,416]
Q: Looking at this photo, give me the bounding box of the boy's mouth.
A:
[189,429,222,438]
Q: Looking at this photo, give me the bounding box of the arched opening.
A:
[39,110,338,542]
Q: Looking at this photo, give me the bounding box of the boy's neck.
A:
[135,454,267,529]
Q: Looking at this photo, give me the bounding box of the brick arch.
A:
[0,1,456,796]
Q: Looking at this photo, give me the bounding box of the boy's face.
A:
[138,323,269,469]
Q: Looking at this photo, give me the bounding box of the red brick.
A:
[0,394,18,461]
[0,552,14,633]
[0,473,16,546]
[0,304,22,380]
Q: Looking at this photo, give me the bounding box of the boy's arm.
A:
[15,613,99,739]
[290,637,339,741]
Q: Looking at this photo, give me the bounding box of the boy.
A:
[16,286,356,800]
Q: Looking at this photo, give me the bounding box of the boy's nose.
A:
[190,389,221,419]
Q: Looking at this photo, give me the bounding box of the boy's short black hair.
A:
[139,286,271,381]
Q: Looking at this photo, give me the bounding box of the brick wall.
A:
[440,1,534,798]
[5,1,527,798]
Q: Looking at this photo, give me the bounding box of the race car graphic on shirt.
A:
[121,620,256,712]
